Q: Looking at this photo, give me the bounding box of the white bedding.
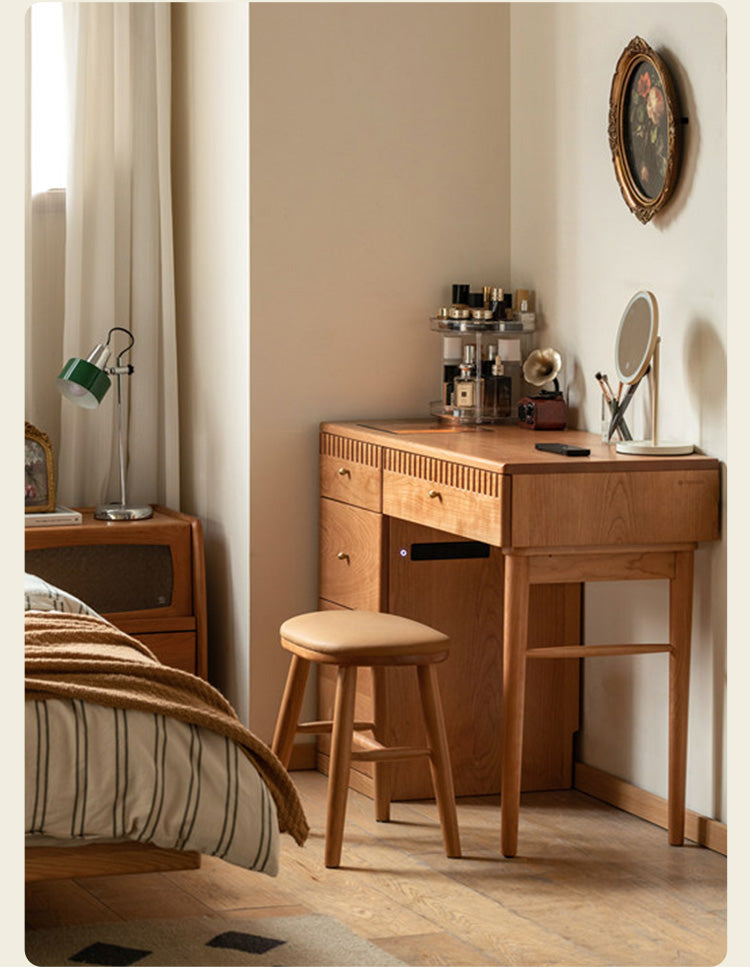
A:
[24,573,280,875]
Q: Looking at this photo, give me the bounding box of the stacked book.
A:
[25,506,82,527]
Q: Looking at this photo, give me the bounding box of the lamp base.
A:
[615,440,694,456]
[94,503,154,521]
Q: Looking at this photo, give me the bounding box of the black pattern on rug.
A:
[25,914,406,965]
[69,941,152,965]
[206,930,285,955]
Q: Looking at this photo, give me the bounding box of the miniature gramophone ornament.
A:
[517,348,568,430]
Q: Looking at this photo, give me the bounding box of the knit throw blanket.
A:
[25,610,309,846]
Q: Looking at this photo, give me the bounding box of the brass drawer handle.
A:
[337,552,350,561]
[428,489,441,499]
[337,467,351,477]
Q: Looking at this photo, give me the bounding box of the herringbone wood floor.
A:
[26,769,727,965]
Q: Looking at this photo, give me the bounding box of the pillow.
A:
[24,572,100,617]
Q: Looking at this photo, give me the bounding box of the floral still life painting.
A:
[624,63,668,199]
[608,37,683,223]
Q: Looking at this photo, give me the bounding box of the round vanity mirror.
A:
[611,291,693,455]
[615,291,658,385]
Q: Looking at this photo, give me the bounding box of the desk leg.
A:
[501,553,530,858]
[668,549,694,846]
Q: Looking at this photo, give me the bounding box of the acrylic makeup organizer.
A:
[429,316,536,425]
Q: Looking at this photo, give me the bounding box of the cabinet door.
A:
[319,498,385,611]
[387,518,580,799]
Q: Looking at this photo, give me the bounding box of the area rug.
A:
[25,914,407,966]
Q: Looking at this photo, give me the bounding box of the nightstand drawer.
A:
[133,632,197,674]
[382,467,506,546]
[319,498,384,610]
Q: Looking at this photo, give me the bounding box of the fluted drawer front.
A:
[319,498,385,610]
[319,433,382,511]
[382,449,506,546]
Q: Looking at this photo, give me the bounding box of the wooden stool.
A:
[271,609,461,868]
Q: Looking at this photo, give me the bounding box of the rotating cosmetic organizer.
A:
[430,315,536,425]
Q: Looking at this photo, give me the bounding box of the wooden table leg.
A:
[325,665,357,868]
[668,549,694,845]
[501,553,531,858]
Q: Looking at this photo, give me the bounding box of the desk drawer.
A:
[382,451,506,546]
[319,498,385,610]
[320,433,382,511]
[511,469,720,547]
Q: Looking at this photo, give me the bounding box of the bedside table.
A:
[25,505,207,678]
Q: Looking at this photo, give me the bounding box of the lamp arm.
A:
[103,328,135,509]
[104,326,135,369]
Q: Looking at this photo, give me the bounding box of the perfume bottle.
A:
[480,341,514,420]
[453,344,479,411]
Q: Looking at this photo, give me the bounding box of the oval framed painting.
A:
[608,37,683,224]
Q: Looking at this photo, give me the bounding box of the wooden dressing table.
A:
[317,419,720,856]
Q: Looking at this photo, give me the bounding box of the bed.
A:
[24,573,308,881]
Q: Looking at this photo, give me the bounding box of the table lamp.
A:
[57,326,153,520]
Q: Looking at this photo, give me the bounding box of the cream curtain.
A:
[58,3,179,510]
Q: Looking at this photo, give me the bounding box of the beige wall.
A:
[248,2,511,741]
[172,2,251,719]
[509,3,727,820]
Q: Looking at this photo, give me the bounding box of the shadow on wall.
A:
[683,318,726,448]
[652,45,699,234]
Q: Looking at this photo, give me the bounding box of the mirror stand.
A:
[616,339,694,455]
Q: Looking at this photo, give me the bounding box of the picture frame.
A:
[25,422,56,513]
[608,36,683,224]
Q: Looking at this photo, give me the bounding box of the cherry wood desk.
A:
[318,419,720,856]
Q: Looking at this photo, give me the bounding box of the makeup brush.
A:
[602,373,618,403]
[596,372,632,441]
[608,381,639,440]
[595,372,613,403]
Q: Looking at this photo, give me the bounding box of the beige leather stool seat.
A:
[272,609,461,868]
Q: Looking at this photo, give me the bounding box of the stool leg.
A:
[326,665,357,868]
[271,653,310,768]
[668,549,694,846]
[500,553,530,858]
[374,762,392,823]
[417,663,461,858]
[373,668,391,822]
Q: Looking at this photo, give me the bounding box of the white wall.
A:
[171,2,250,720]
[510,3,727,820]
[249,2,511,741]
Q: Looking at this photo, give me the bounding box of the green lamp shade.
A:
[57,357,111,409]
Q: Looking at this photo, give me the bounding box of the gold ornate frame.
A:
[25,422,56,513]
[608,37,682,224]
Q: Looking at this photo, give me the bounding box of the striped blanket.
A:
[25,610,308,873]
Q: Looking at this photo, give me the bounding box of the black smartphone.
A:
[535,443,591,457]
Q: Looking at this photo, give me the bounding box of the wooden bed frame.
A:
[25,842,201,882]
[25,506,209,883]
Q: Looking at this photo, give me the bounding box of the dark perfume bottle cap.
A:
[468,292,484,308]
[452,284,470,304]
